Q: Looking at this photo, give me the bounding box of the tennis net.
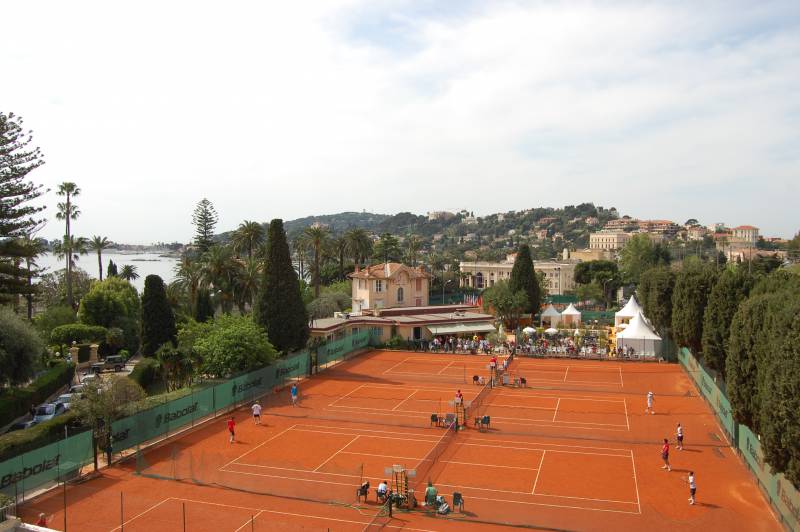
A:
[466,381,492,425]
[412,421,457,486]
[362,497,392,531]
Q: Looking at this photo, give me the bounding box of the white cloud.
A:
[2,0,798,242]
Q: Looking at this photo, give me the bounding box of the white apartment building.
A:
[459,259,576,295]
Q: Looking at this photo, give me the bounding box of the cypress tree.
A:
[254,219,309,353]
[140,275,177,357]
[195,288,214,323]
[671,260,717,354]
[637,266,676,335]
[700,268,754,373]
[509,244,541,314]
[107,260,118,277]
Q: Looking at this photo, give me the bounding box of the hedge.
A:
[50,324,107,346]
[0,363,76,428]
[0,411,86,463]
[128,358,160,391]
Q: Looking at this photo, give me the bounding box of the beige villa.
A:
[459,256,576,295]
[349,263,432,313]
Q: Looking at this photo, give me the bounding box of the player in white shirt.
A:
[251,402,262,425]
[676,423,684,450]
[686,471,696,505]
[645,391,655,415]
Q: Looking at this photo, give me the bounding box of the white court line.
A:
[490,415,628,427]
[382,357,411,375]
[234,510,264,532]
[437,360,456,375]
[435,490,640,515]
[391,389,418,411]
[328,383,366,407]
[295,428,437,445]
[461,442,631,458]
[442,460,539,471]
[293,423,442,440]
[495,390,625,403]
[172,497,439,532]
[630,450,642,514]
[623,398,630,431]
[222,425,296,469]
[563,366,570,382]
[552,398,561,422]
[461,436,632,452]
[343,382,468,394]
[109,497,173,532]
[531,450,546,494]
[619,367,624,387]
[231,462,363,478]
[488,403,555,411]
[314,435,359,472]
[324,406,445,421]
[219,467,366,487]
[341,450,424,461]
[489,418,628,432]
[514,377,622,386]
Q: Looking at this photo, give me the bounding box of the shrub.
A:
[0,411,84,463]
[0,362,75,427]
[0,307,42,386]
[128,358,160,391]
[33,305,77,342]
[50,324,107,346]
[385,335,407,349]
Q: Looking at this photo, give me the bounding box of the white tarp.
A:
[617,310,661,357]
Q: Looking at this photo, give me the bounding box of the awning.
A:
[427,322,496,335]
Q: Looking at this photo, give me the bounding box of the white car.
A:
[54,393,75,410]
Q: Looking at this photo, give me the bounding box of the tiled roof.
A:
[349,263,431,280]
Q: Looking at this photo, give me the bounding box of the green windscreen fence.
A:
[0,431,93,499]
[679,348,800,530]
[317,330,372,367]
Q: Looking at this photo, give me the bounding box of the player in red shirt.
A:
[661,438,671,471]
[227,416,235,444]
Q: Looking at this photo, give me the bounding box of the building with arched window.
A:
[349,263,431,313]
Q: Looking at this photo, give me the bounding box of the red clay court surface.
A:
[21,350,782,531]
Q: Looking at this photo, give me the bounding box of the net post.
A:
[182,501,186,532]
[120,492,124,532]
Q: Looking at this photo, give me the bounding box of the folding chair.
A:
[430,413,440,427]
[452,492,464,512]
[444,413,456,426]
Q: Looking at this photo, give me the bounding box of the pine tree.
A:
[140,275,177,357]
[509,244,541,314]
[192,198,218,253]
[194,288,214,323]
[0,112,46,304]
[254,219,309,353]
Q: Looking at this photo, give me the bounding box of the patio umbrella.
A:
[545,327,558,335]
[523,327,536,335]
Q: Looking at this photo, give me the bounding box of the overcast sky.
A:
[3,1,799,243]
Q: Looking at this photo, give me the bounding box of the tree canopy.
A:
[619,234,670,284]
[700,268,754,372]
[192,198,218,253]
[0,306,41,385]
[671,259,717,354]
[78,277,140,328]
[482,279,527,330]
[193,315,277,378]
[636,266,676,334]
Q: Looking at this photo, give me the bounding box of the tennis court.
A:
[18,349,782,531]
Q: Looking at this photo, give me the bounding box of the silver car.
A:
[32,403,66,424]
[54,393,75,410]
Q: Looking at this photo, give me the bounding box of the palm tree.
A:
[200,245,239,314]
[234,257,261,314]
[89,236,112,280]
[293,234,309,281]
[18,234,47,319]
[173,258,203,316]
[52,235,89,270]
[331,236,348,281]
[303,225,331,298]
[55,182,81,308]
[232,221,265,260]
[405,236,422,267]
[119,264,139,282]
[345,228,372,268]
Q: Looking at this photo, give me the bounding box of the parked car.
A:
[54,393,75,410]
[91,355,126,373]
[6,420,37,433]
[79,372,99,385]
[69,383,86,394]
[32,403,66,424]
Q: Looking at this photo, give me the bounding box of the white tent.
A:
[615,295,643,327]
[616,310,661,358]
[523,326,536,335]
[540,304,561,328]
[561,303,582,326]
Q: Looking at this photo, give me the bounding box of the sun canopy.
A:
[615,295,643,319]
[617,311,661,340]
[427,322,496,335]
[541,304,561,317]
[545,327,559,335]
[561,303,581,316]
[523,327,536,335]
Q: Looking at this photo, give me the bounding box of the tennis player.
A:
[252,401,262,425]
[645,391,655,414]
[676,423,684,450]
[290,383,299,407]
[686,471,696,504]
[227,416,236,443]
[661,438,671,471]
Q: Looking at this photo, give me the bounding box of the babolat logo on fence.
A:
[154,402,199,428]
[112,428,131,443]
[777,479,800,524]
[231,377,263,397]
[1,455,60,489]
[700,375,713,396]
[745,435,765,470]
[715,395,731,420]
[325,343,346,357]
[276,361,301,378]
